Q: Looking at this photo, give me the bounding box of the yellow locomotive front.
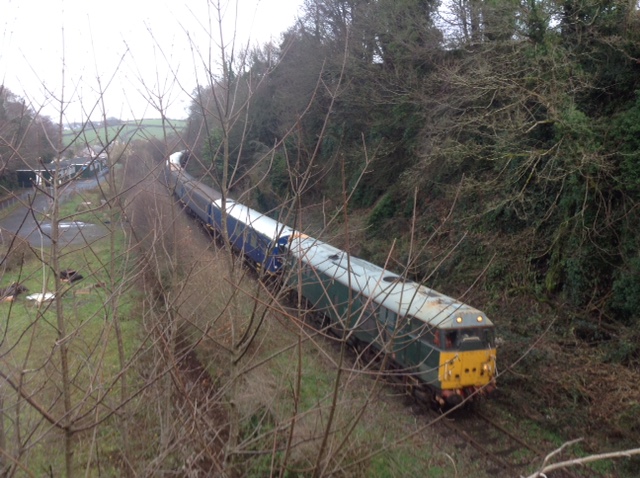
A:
[436,323,497,406]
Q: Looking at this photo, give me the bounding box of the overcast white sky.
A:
[0,0,302,123]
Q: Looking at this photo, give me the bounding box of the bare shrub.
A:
[0,233,33,273]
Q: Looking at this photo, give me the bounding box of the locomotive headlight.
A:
[456,317,463,323]
[477,316,483,322]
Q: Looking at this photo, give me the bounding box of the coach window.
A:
[386,310,397,327]
[363,299,380,322]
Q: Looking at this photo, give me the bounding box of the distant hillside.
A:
[63,118,187,148]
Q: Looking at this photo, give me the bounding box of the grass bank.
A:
[0,178,149,476]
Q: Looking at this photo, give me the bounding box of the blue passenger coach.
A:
[168,151,295,274]
[172,170,221,224]
[210,199,296,274]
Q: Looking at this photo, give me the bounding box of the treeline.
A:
[0,86,59,184]
[66,117,124,131]
[183,0,640,334]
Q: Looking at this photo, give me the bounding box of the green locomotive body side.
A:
[286,235,496,404]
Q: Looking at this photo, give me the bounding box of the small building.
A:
[71,157,104,179]
[16,160,75,187]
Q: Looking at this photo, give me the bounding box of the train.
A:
[165,151,497,407]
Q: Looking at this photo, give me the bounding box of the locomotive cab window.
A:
[446,328,495,350]
[445,331,457,349]
[483,328,496,348]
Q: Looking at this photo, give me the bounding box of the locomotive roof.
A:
[289,236,492,330]
[214,199,296,242]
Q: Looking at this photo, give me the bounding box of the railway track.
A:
[437,407,605,478]
[440,409,542,476]
[235,280,611,478]
[288,298,605,477]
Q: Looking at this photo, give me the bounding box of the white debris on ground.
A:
[26,292,55,303]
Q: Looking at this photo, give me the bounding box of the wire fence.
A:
[0,190,32,211]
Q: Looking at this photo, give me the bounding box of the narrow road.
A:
[0,177,108,248]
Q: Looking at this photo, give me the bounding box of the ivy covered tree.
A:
[181,0,640,326]
[0,86,58,182]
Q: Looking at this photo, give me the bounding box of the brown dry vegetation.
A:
[120,150,235,474]
[495,309,640,452]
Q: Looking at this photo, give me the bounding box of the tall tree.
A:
[0,86,58,179]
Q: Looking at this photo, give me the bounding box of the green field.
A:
[63,118,187,148]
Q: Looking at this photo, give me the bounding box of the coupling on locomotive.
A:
[166,151,497,406]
